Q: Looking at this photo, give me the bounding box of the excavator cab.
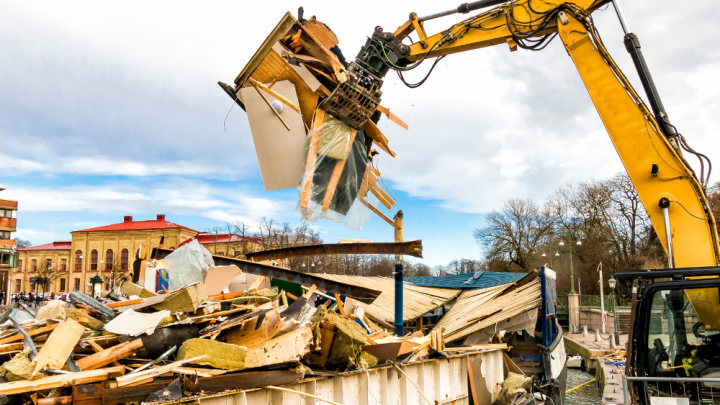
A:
[619,269,720,404]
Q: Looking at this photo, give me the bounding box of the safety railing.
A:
[622,375,720,404]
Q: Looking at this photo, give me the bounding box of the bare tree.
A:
[474,198,556,272]
[15,239,31,249]
[34,259,65,294]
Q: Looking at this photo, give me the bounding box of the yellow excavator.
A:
[317,0,720,402]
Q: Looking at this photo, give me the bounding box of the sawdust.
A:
[177,338,247,371]
[493,372,531,405]
[0,349,41,382]
[35,300,67,321]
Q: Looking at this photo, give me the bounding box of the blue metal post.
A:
[393,211,404,336]
[394,263,404,335]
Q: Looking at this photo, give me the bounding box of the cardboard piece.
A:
[204,265,244,296]
[242,80,307,191]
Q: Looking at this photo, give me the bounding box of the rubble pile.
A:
[0,241,504,404]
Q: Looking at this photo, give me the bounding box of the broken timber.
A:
[152,247,383,303]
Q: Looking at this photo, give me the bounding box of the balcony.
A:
[0,217,16,232]
[0,239,14,249]
[0,200,17,211]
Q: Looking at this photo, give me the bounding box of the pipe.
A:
[419,0,506,22]
[659,198,674,268]
[610,0,630,35]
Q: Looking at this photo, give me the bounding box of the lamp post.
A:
[608,276,620,345]
[559,235,582,294]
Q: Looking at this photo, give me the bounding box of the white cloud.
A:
[14,228,63,242]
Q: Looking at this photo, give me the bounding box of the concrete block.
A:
[152,283,207,313]
[177,338,247,371]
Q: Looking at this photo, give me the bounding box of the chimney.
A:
[124,216,132,223]
[157,214,166,221]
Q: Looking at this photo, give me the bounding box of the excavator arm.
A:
[329,0,720,271]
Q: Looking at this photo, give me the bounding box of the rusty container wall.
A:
[182,351,504,405]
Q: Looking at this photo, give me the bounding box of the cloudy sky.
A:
[1,0,718,266]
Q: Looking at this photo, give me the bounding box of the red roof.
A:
[19,241,71,252]
[196,233,261,245]
[72,215,198,233]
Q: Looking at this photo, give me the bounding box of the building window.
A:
[59,279,66,292]
[46,259,52,271]
[0,209,12,218]
[17,260,22,272]
[121,249,129,270]
[0,231,10,239]
[61,259,67,271]
[31,259,37,272]
[90,250,98,271]
[15,280,21,292]
[106,250,113,270]
[75,250,83,271]
[74,278,80,291]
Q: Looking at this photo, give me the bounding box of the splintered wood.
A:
[310,274,460,329]
[31,319,85,377]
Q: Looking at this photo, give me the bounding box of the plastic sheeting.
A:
[164,239,215,291]
[296,115,379,230]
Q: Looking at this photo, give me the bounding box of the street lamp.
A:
[559,234,581,294]
[608,276,620,345]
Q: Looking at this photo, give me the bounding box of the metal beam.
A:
[151,248,382,303]
[244,240,423,262]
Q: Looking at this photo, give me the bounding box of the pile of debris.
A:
[0,241,507,404]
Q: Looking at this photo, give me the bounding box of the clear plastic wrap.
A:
[296,114,379,230]
[164,239,215,291]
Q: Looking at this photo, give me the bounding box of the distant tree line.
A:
[473,172,720,298]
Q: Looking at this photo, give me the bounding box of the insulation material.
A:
[104,309,171,336]
[296,114,379,230]
[164,240,214,291]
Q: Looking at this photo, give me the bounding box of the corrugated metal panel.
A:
[406,272,525,290]
[309,274,461,328]
[173,351,504,405]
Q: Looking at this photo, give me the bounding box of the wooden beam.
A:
[250,83,290,131]
[115,355,208,387]
[301,108,325,209]
[87,340,121,368]
[321,128,357,213]
[76,340,144,371]
[208,291,247,301]
[248,78,301,115]
[358,198,400,229]
[0,366,124,396]
[249,275,267,292]
[106,299,144,308]
[31,319,85,377]
[334,294,346,316]
[0,323,58,345]
[302,284,317,299]
[244,327,313,368]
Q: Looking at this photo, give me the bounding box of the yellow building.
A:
[15,214,260,295]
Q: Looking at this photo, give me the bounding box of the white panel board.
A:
[241,80,306,191]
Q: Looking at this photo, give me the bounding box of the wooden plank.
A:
[106,299,144,308]
[88,340,122,367]
[303,17,339,49]
[0,366,125,396]
[234,12,297,86]
[208,291,247,301]
[250,83,290,131]
[302,284,317,299]
[301,108,325,209]
[320,128,357,213]
[221,309,281,351]
[358,198,400,229]
[76,340,144,371]
[249,275,267,292]
[334,294,346,316]
[248,78,301,114]
[31,319,85,377]
[362,120,396,157]
[244,327,313,368]
[115,356,208,387]
[0,323,59,345]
